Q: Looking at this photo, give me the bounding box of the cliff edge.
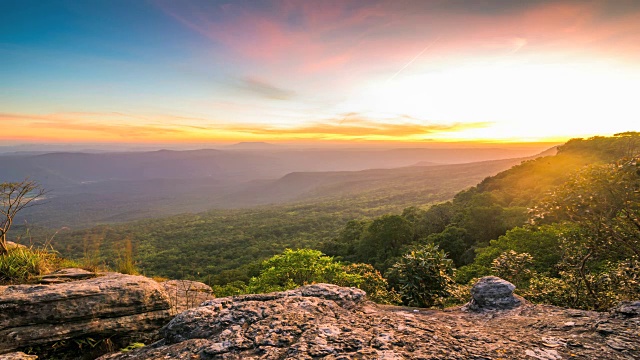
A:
[99,279,639,359]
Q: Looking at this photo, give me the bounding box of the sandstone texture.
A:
[0,272,172,354]
[38,268,97,284]
[99,282,639,360]
[162,280,216,315]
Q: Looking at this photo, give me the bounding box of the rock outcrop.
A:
[161,279,216,315]
[463,276,523,311]
[99,282,639,359]
[0,272,172,355]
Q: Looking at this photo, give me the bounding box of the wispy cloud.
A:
[155,0,640,77]
[237,76,295,100]
[225,114,492,140]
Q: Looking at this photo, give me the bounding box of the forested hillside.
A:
[323,135,629,270]
[323,133,639,310]
[26,157,531,283]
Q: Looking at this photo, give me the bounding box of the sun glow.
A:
[347,59,640,142]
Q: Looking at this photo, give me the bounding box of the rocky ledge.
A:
[100,279,639,359]
[0,271,173,354]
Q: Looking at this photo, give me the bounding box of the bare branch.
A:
[0,179,47,255]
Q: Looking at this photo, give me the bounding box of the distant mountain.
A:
[218,157,535,208]
[0,147,548,187]
[3,146,551,227]
[411,160,440,166]
[225,142,280,150]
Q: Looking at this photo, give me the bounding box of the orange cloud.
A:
[218,115,493,141]
[1,111,492,143]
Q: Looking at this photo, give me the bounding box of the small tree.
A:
[0,179,46,255]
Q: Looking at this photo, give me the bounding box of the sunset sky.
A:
[2,0,640,145]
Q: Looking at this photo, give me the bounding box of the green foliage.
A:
[355,215,413,271]
[387,244,455,308]
[442,282,472,307]
[463,148,640,310]
[335,263,400,304]
[211,281,249,297]
[531,158,640,258]
[248,249,345,293]
[523,156,639,310]
[322,219,370,262]
[490,250,534,288]
[246,249,399,304]
[471,224,565,277]
[523,257,640,310]
[426,226,470,266]
[327,139,607,270]
[45,201,401,284]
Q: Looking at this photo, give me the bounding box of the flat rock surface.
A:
[38,267,97,284]
[99,283,639,359]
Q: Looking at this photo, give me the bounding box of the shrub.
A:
[247,248,344,293]
[246,249,400,304]
[491,250,534,288]
[336,263,400,304]
[388,243,455,308]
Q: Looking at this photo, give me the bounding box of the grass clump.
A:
[0,246,58,284]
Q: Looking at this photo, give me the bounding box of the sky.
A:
[1,0,640,146]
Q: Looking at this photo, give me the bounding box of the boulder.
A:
[161,279,215,315]
[0,272,172,355]
[611,301,640,318]
[463,276,523,311]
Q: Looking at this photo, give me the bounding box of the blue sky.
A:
[2,0,640,144]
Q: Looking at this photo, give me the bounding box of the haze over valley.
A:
[2,144,552,227]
